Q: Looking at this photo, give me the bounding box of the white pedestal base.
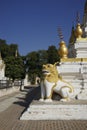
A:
[20,100,87,120]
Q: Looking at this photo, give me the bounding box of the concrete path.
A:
[0,86,87,130]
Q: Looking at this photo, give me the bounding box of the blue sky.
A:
[0,0,86,55]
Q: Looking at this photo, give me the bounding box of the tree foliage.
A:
[26,50,48,84]
[0,39,25,80]
[47,45,60,64]
[4,56,25,80]
[25,46,59,84]
[0,39,19,59]
[0,38,60,83]
[0,39,9,58]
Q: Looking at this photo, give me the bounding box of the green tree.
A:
[0,39,18,59]
[26,51,40,84]
[9,44,19,57]
[0,39,26,80]
[38,50,48,65]
[47,45,60,64]
[0,39,9,59]
[26,50,48,84]
[5,56,25,80]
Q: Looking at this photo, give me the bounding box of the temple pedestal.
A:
[20,100,87,120]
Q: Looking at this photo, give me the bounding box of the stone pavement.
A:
[0,86,87,130]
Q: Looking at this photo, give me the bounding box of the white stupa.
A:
[0,52,5,80]
[57,1,87,100]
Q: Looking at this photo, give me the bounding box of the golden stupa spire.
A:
[84,0,87,13]
[69,22,76,44]
[75,12,83,39]
[58,27,68,59]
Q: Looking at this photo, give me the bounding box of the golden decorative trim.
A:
[76,37,87,42]
[82,58,87,62]
[60,58,87,62]
[60,79,74,93]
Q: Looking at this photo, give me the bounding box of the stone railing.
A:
[0,79,24,97]
[0,80,12,89]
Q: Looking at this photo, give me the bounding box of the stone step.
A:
[20,100,87,120]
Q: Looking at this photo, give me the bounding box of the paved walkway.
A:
[0,86,87,130]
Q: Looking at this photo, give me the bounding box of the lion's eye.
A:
[47,65,50,67]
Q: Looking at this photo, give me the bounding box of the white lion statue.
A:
[40,63,74,102]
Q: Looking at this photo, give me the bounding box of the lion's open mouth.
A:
[42,70,50,75]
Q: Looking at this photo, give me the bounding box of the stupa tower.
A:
[57,1,87,100]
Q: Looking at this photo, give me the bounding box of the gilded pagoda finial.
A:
[75,12,83,39]
[76,11,80,24]
[58,27,64,41]
[58,27,68,59]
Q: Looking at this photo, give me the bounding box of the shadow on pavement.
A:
[13,86,41,114]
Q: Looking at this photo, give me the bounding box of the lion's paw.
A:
[60,98,70,102]
[39,98,44,102]
[45,99,53,102]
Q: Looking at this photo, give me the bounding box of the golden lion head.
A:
[42,63,59,82]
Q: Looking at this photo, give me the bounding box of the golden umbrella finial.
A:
[58,27,68,59]
[58,27,64,41]
[75,12,83,39]
[76,11,80,24]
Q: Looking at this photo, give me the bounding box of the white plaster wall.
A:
[57,61,87,99]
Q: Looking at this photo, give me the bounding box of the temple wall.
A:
[57,61,87,99]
